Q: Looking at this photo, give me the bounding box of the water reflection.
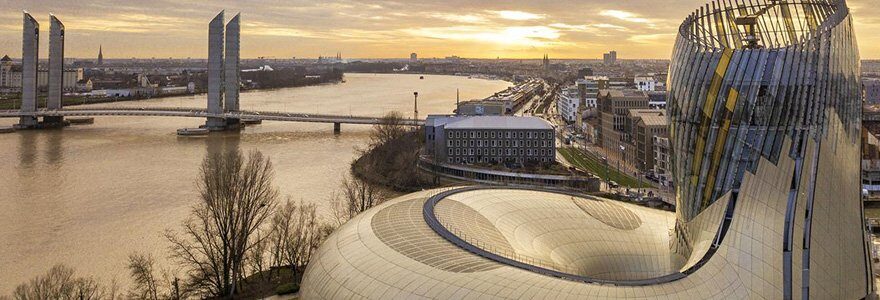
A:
[45,131,63,166]
[17,132,35,168]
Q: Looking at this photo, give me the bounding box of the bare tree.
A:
[165,150,279,298]
[267,199,328,278]
[245,230,270,283]
[369,111,410,147]
[127,254,160,300]
[126,253,186,300]
[12,264,120,300]
[332,175,388,224]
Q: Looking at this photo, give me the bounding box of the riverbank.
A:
[0,72,344,110]
[0,73,514,295]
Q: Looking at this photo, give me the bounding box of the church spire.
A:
[97,45,103,65]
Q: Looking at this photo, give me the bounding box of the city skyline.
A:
[1,0,879,60]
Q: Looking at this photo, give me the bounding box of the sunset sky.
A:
[1,0,878,59]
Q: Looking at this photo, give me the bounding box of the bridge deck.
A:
[0,107,424,126]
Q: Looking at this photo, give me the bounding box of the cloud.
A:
[63,14,197,34]
[429,13,490,24]
[243,21,321,38]
[549,23,629,32]
[627,33,675,44]
[490,10,545,21]
[403,25,560,47]
[599,10,651,24]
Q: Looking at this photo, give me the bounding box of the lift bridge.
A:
[6,11,422,133]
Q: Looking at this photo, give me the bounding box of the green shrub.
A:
[276,282,300,295]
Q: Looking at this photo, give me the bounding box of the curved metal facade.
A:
[300,0,872,298]
[667,0,869,297]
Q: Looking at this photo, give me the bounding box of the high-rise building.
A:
[603,50,617,65]
[302,1,870,298]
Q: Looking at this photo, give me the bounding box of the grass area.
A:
[558,147,652,188]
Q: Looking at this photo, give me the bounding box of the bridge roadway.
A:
[0,107,425,126]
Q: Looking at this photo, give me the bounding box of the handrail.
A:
[422,186,687,286]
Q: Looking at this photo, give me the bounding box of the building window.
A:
[455,149,460,155]
[448,148,453,155]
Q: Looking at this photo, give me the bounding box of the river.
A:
[0,73,511,294]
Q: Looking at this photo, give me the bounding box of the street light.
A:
[413,91,419,121]
[617,144,625,192]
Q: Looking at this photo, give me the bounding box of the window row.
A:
[447,130,551,140]
[448,148,553,157]
[447,139,552,148]
[449,157,552,164]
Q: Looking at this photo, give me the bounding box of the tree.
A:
[127,254,159,300]
[12,264,120,300]
[126,253,186,300]
[332,175,388,225]
[165,150,279,298]
[267,199,329,278]
[369,111,410,147]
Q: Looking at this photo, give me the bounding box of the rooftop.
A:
[444,116,553,130]
[600,89,648,99]
[629,109,667,127]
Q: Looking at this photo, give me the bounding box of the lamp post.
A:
[413,92,419,122]
[638,161,645,198]
[617,144,625,191]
